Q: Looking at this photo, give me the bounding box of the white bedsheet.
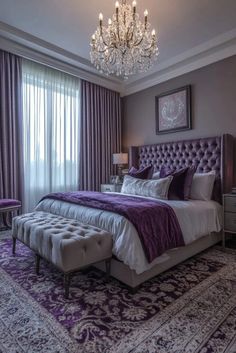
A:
[35,195,222,274]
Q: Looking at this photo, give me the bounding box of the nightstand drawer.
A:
[224,196,236,213]
[224,213,236,232]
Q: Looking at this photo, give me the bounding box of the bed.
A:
[36,134,234,288]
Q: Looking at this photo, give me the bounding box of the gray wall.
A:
[122,55,236,151]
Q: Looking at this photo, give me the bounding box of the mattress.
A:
[36,195,222,274]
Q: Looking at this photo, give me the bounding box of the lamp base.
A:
[118,165,123,177]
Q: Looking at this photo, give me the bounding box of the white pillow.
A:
[190,171,216,201]
[121,175,173,200]
[152,171,160,180]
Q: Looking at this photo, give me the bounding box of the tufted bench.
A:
[12,212,113,298]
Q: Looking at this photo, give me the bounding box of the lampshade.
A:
[113,153,128,165]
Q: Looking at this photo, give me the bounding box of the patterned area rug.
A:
[1,232,236,353]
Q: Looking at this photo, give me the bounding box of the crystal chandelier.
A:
[90,0,159,79]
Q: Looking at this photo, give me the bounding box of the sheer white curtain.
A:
[22,60,80,212]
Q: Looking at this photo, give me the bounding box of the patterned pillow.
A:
[128,165,153,180]
[121,175,173,200]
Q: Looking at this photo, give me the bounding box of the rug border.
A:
[0,267,79,353]
[109,250,236,353]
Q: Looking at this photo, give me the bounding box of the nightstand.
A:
[101,184,122,193]
[223,193,236,247]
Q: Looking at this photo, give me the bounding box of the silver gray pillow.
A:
[121,175,173,200]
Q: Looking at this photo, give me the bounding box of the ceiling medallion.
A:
[90,0,159,79]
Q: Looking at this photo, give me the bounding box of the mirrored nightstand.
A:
[223,193,236,247]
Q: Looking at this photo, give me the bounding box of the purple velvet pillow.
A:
[184,166,197,200]
[128,165,153,180]
[160,166,196,200]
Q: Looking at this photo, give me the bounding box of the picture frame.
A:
[110,175,119,184]
[156,85,191,134]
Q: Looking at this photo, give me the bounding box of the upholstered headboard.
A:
[129,134,234,203]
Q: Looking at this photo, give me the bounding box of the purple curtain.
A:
[0,50,23,201]
[79,80,121,191]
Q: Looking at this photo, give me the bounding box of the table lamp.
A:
[113,153,128,179]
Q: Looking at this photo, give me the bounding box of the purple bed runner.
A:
[41,192,184,263]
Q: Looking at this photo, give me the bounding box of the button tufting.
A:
[135,137,221,200]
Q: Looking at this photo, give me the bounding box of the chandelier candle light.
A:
[90,0,158,78]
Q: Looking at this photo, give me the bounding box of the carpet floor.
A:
[1,231,236,353]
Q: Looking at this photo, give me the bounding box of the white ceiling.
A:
[0,0,236,95]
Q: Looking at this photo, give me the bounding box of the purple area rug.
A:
[1,236,236,353]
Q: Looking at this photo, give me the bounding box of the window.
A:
[22,60,80,212]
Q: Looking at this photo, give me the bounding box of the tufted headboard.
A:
[129,134,234,203]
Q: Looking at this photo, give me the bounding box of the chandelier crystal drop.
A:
[90,0,159,79]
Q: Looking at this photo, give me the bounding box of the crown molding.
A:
[0,22,123,93]
[123,28,236,96]
[0,21,236,97]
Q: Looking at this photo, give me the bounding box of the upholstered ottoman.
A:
[12,212,113,298]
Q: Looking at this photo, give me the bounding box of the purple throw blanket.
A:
[41,192,184,263]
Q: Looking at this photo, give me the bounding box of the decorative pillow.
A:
[128,165,153,180]
[152,171,160,180]
[182,166,197,200]
[121,175,173,200]
[160,166,188,200]
[160,166,196,200]
[190,171,216,201]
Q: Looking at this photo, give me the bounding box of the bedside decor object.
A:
[113,153,128,178]
[122,169,129,175]
[110,175,118,184]
[101,183,122,193]
[223,193,236,247]
[90,0,158,78]
[156,85,191,134]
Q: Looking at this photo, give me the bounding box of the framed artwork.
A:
[110,175,119,184]
[156,85,191,134]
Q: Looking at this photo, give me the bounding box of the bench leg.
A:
[36,254,41,275]
[12,237,16,255]
[64,273,71,299]
[4,211,12,229]
[105,258,111,280]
